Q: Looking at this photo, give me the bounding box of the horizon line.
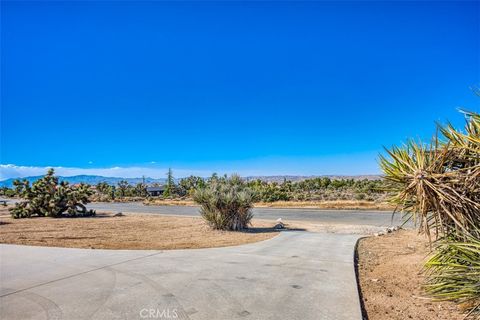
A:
[0,163,382,181]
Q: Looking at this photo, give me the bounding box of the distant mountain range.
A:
[243,175,382,183]
[0,174,382,188]
[0,175,167,188]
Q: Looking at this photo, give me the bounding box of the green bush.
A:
[354,193,366,200]
[0,187,15,197]
[193,175,254,230]
[10,169,95,218]
[244,177,387,203]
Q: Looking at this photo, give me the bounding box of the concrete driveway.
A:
[0,231,363,320]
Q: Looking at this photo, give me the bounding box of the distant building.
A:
[146,186,165,197]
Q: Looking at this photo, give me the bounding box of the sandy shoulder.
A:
[356,229,463,320]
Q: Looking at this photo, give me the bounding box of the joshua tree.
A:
[10,169,95,218]
[117,180,129,198]
[96,182,116,200]
[96,182,110,194]
[134,182,148,197]
[179,176,205,196]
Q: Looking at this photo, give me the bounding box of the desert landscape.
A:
[1,1,478,319]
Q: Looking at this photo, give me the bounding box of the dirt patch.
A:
[142,199,394,210]
[284,221,387,235]
[0,207,281,250]
[356,229,463,320]
[255,200,393,210]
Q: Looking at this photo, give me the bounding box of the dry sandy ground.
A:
[0,207,280,250]
[357,229,464,320]
[255,200,394,210]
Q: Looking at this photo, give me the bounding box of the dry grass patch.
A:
[357,229,463,320]
[255,200,394,210]
[143,198,196,206]
[0,207,279,250]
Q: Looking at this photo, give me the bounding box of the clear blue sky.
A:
[1,1,479,178]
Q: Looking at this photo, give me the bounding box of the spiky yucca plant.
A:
[380,112,480,240]
[193,175,254,231]
[380,109,480,317]
[424,236,480,316]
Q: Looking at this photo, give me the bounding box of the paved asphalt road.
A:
[1,232,362,320]
[88,202,403,227]
[0,199,403,228]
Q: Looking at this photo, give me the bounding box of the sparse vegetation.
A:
[178,175,206,196]
[95,181,116,201]
[380,108,480,317]
[246,177,387,203]
[0,186,15,197]
[10,169,96,218]
[88,171,389,206]
[193,175,254,231]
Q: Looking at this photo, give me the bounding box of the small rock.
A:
[274,222,285,229]
[114,212,124,217]
[276,218,283,223]
[370,278,379,282]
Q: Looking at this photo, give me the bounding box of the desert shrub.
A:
[0,187,15,197]
[354,193,366,200]
[380,109,480,317]
[193,175,254,230]
[10,169,95,218]
[245,177,387,203]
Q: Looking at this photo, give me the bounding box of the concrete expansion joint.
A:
[0,251,164,299]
